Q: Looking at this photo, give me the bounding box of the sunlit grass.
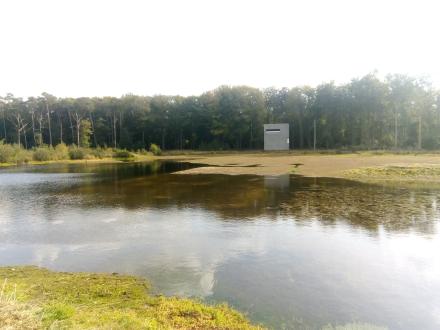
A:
[0,266,262,329]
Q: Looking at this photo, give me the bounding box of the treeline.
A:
[1,73,439,150]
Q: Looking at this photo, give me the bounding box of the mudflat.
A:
[166,152,440,180]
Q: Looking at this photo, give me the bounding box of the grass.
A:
[343,165,440,181]
[0,154,155,169]
[0,266,262,330]
[0,301,41,329]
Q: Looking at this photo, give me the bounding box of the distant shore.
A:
[3,149,440,183]
[167,151,440,182]
[0,156,153,168]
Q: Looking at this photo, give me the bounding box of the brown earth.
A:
[163,152,440,179]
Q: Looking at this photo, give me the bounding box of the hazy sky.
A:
[1,0,439,97]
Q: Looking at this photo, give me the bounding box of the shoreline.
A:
[0,266,262,329]
[2,151,440,183]
[167,152,440,182]
[0,155,156,169]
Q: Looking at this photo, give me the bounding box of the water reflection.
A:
[1,161,440,329]
[20,164,440,235]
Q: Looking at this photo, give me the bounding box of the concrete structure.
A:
[264,123,289,151]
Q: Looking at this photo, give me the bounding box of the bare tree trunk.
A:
[68,112,75,143]
[23,129,28,149]
[12,114,27,148]
[191,120,195,149]
[37,114,43,146]
[394,112,398,148]
[113,112,117,148]
[290,121,294,149]
[89,112,97,147]
[313,119,316,151]
[119,111,122,145]
[46,101,52,146]
[57,112,63,144]
[418,116,422,149]
[31,112,36,145]
[109,116,113,147]
[77,125,80,146]
[249,119,253,149]
[350,115,356,147]
[73,112,82,147]
[2,110,6,141]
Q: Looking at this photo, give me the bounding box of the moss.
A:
[0,266,262,329]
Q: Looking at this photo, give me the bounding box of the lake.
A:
[1,161,439,329]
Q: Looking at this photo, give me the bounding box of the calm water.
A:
[1,161,440,329]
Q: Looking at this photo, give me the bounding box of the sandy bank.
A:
[165,152,440,180]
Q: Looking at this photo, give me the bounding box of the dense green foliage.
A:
[1,73,439,150]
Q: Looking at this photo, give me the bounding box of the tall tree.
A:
[42,93,56,146]
[2,74,440,151]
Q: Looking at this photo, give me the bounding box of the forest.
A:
[1,73,439,151]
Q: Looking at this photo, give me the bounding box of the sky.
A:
[0,0,439,98]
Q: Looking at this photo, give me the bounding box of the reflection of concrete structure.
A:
[264,123,289,150]
[264,174,290,190]
[264,175,290,209]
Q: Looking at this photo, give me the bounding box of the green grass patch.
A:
[0,266,262,329]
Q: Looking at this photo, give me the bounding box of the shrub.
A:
[137,149,150,156]
[90,147,108,159]
[149,143,162,156]
[113,149,133,158]
[0,141,14,163]
[33,147,52,161]
[33,144,70,162]
[14,147,32,164]
[84,152,95,160]
[68,147,86,160]
[0,142,32,164]
[54,143,69,160]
